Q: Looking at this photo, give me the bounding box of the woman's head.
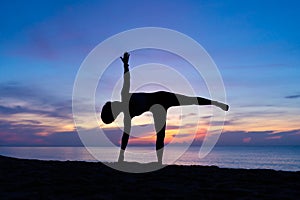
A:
[101,101,122,124]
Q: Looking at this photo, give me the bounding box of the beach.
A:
[0,155,299,199]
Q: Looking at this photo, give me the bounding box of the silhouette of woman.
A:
[101,52,229,164]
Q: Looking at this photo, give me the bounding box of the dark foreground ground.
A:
[1,155,300,199]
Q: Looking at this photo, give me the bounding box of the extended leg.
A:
[210,99,229,111]
[175,93,229,111]
[197,97,229,111]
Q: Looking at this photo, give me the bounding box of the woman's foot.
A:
[213,101,229,111]
[118,150,125,162]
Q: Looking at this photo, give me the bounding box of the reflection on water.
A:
[0,146,299,171]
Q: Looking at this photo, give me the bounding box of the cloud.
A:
[1,80,299,147]
[19,120,42,125]
[0,119,81,146]
[172,133,192,138]
[215,129,300,146]
[0,102,72,121]
[0,105,29,115]
[0,82,72,119]
[0,82,41,101]
[2,115,300,147]
[242,137,251,143]
[285,94,300,99]
[0,82,51,104]
[102,128,123,146]
[179,113,197,120]
[0,119,50,146]
[0,82,75,146]
[4,4,97,63]
[43,131,82,146]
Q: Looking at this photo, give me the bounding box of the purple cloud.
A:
[0,82,72,119]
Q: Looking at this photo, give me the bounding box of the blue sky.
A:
[0,0,300,146]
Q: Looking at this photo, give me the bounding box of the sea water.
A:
[0,146,299,171]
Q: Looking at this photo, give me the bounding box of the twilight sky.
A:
[0,0,300,146]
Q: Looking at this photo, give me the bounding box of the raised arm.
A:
[120,52,130,100]
[118,52,131,162]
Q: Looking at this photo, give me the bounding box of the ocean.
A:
[1,146,299,171]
